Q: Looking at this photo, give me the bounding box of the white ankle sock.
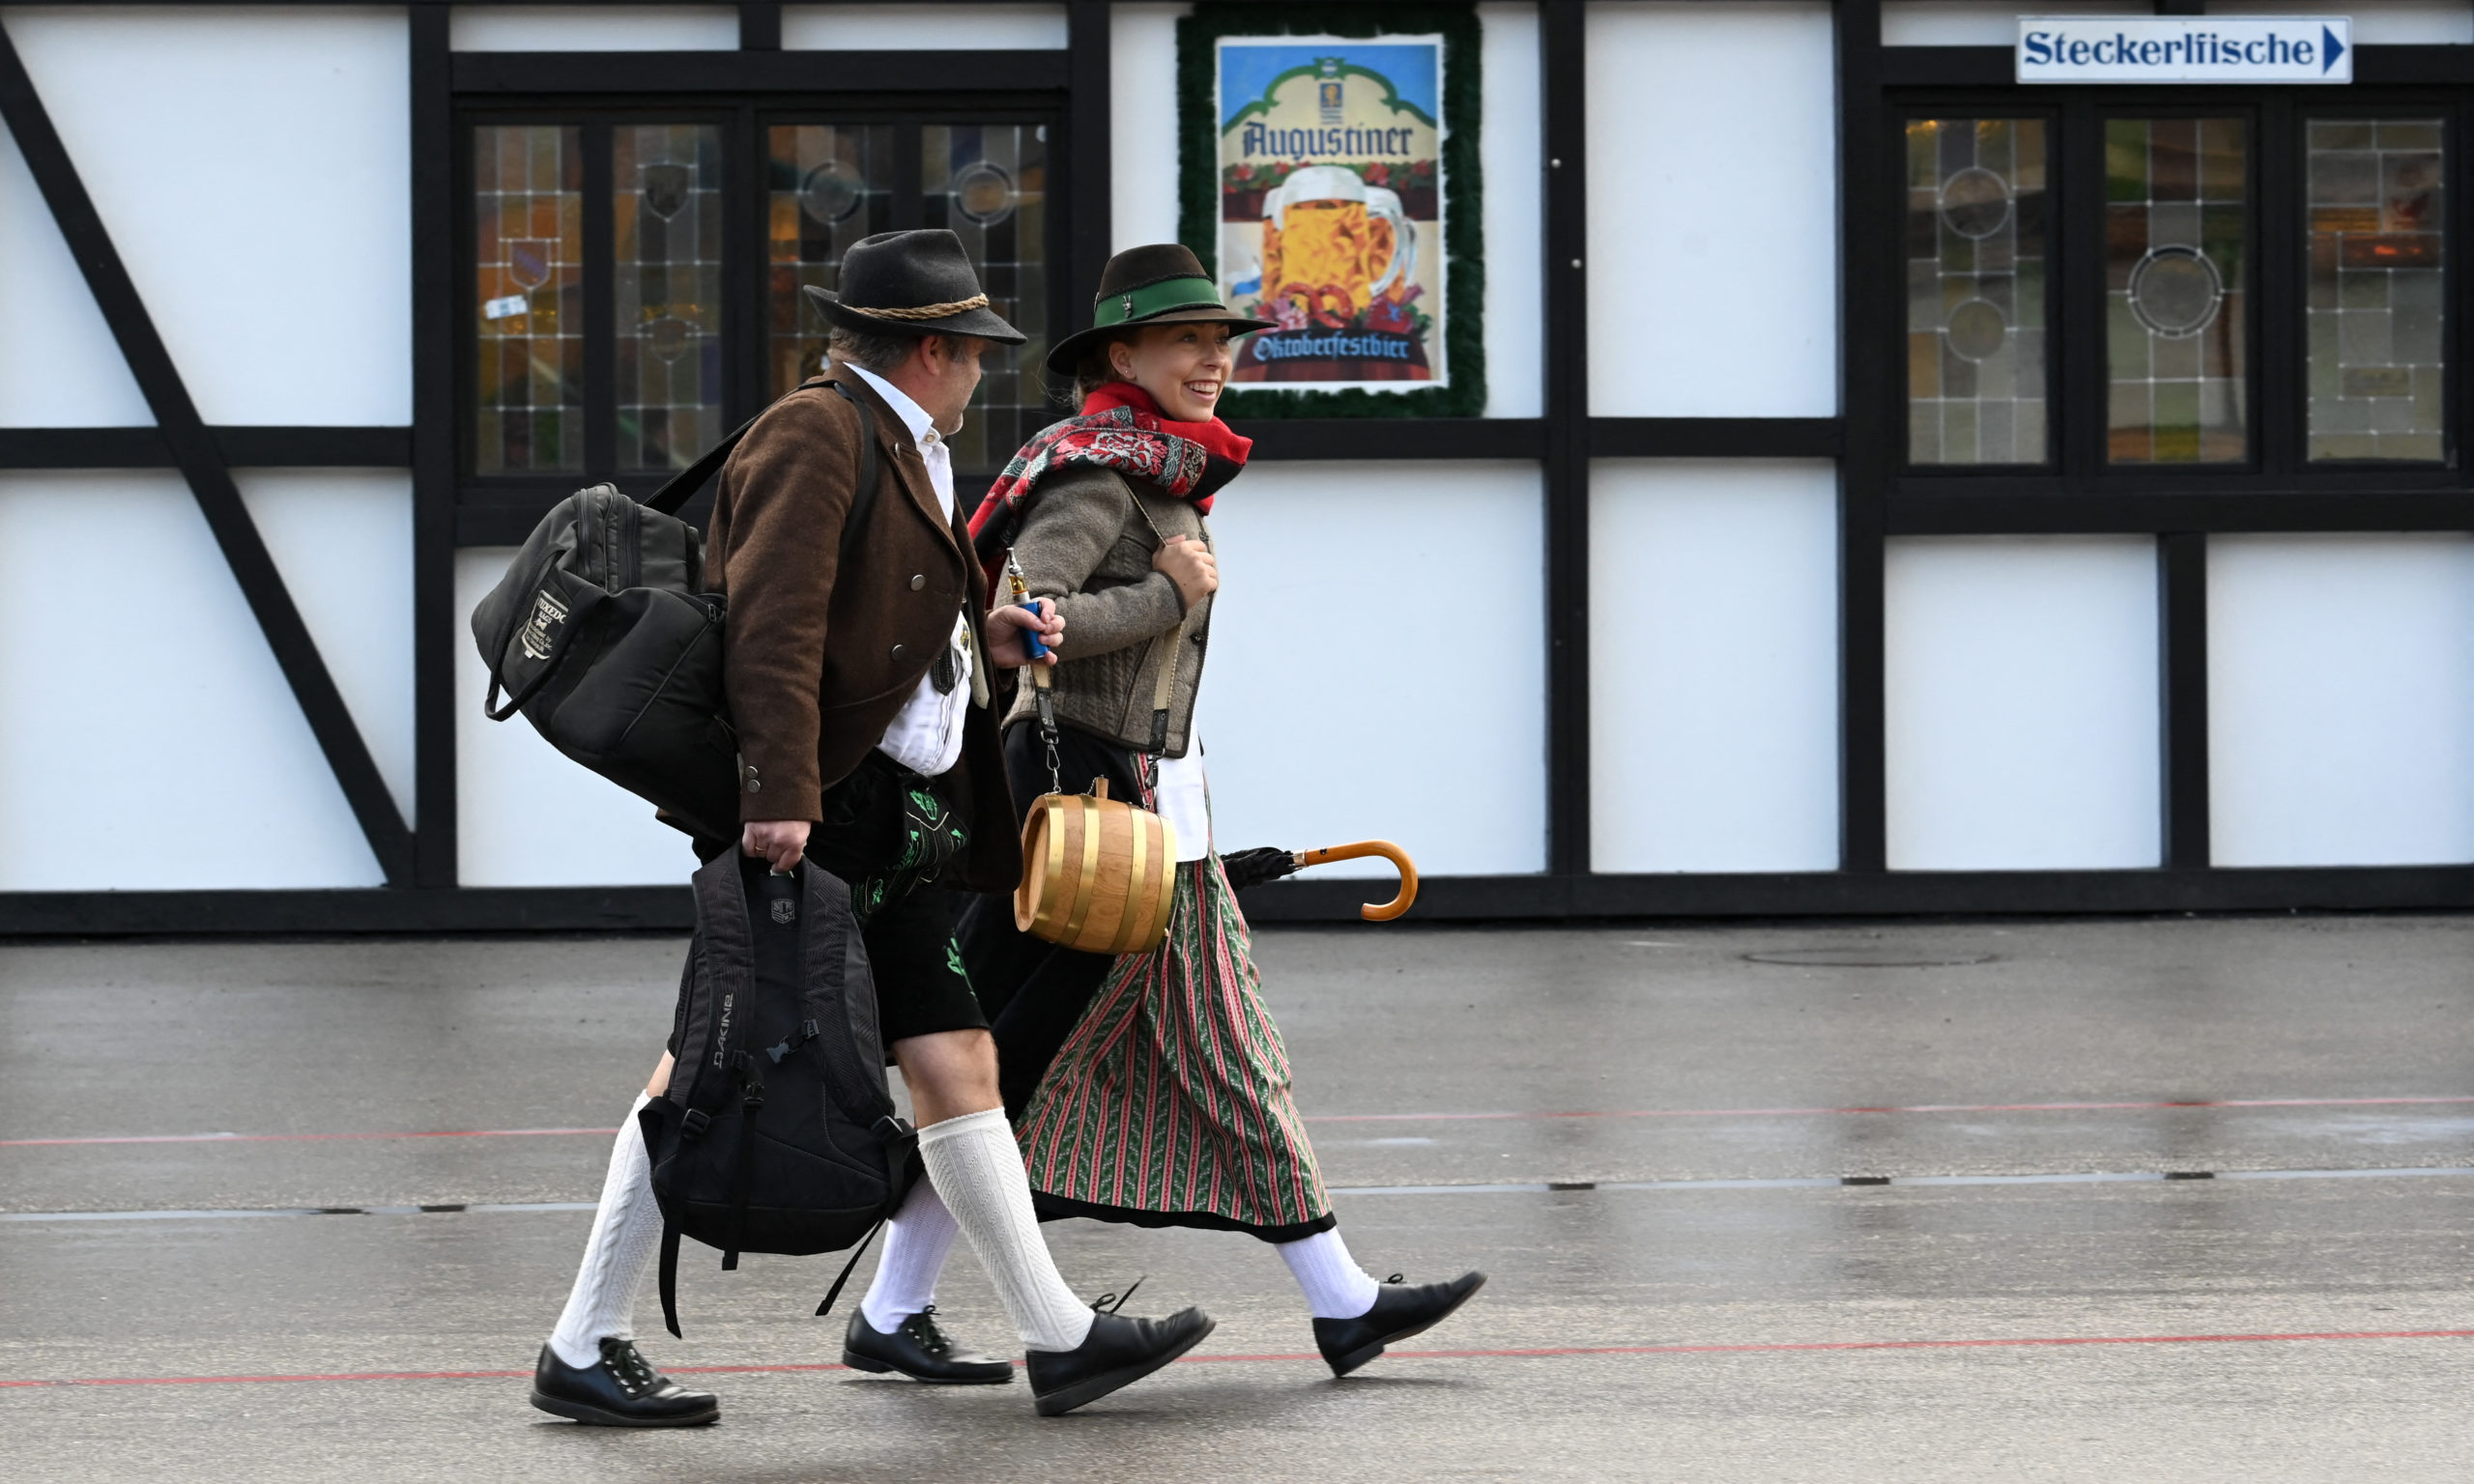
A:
[1278,1228,1381,1320]
[859,1176,961,1332]
[915,1108,1094,1353]
[548,1094,661,1368]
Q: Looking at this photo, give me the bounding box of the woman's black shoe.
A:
[1312,1270,1487,1378]
[843,1306,1016,1384]
[530,1338,719,1427]
[1025,1305,1216,1416]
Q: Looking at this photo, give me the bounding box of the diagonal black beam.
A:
[0,21,415,885]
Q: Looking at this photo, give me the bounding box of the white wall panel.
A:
[2209,535,2474,867]
[1109,4,1188,250]
[1884,2,2144,46]
[1195,462,1546,875]
[1477,3,1543,418]
[1590,461,1839,872]
[1585,3,1836,416]
[785,5,1068,49]
[0,122,148,426]
[1885,537,2159,870]
[238,470,416,821]
[7,8,410,425]
[454,550,703,887]
[0,472,383,890]
[450,5,738,50]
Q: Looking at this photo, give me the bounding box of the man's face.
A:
[914,334,990,435]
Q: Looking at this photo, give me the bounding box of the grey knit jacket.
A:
[1001,464,1212,757]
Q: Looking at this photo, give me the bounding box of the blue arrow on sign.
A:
[2323,24,2345,74]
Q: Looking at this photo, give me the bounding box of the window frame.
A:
[1888,85,2469,499]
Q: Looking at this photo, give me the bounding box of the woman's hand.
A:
[1153,535,1219,611]
[984,597,1063,668]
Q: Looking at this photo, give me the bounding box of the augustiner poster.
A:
[1215,39,1448,391]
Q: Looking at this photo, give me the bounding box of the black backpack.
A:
[469,378,879,842]
[640,845,918,1336]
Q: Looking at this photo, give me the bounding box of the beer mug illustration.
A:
[1260,164,1417,318]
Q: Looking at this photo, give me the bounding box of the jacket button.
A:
[891,643,906,660]
[747,779,762,794]
[909,574,926,590]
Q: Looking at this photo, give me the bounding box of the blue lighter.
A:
[1003,547,1048,660]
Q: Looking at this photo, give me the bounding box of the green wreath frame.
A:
[1177,1,1485,419]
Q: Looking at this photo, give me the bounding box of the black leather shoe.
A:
[843,1305,1016,1384]
[1025,1298,1215,1417]
[530,1338,719,1427]
[1312,1270,1487,1378]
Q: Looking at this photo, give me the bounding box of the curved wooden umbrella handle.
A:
[1292,840,1419,922]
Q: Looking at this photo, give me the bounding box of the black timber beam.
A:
[0,427,413,469]
[1590,417,1843,459]
[451,49,1069,95]
[0,20,415,885]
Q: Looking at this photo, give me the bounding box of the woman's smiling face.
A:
[1108,321,1238,420]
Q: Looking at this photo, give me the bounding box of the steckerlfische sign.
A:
[2016,15,2352,83]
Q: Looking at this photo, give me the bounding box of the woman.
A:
[961,243,1482,1378]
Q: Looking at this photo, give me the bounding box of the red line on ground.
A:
[8,1328,2470,1388]
[10,1094,2474,1148]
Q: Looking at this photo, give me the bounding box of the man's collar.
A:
[841,362,949,448]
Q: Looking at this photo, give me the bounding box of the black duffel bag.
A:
[469,378,877,841]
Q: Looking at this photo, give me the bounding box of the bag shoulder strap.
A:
[642,376,882,564]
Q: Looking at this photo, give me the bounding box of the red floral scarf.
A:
[965,383,1250,587]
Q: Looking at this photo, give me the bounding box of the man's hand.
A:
[984,596,1063,668]
[1153,535,1218,611]
[741,819,810,872]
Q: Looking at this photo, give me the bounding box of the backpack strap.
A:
[641,376,882,577]
[659,1222,684,1338]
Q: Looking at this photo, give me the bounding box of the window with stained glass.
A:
[2106,118,2249,466]
[616,125,726,471]
[924,124,1050,471]
[466,114,1061,488]
[1906,117,2048,466]
[2306,118,2447,463]
[473,125,584,474]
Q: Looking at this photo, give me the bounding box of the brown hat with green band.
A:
[1044,243,1278,375]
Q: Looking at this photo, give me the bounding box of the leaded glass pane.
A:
[924,123,1050,473]
[615,125,725,472]
[1905,118,2048,466]
[472,125,584,474]
[2306,118,2448,463]
[2105,118,2249,465]
[767,124,898,398]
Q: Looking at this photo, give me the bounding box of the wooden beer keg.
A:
[1016,778,1181,955]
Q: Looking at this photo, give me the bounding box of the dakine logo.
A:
[712,992,734,1069]
[518,588,570,661]
[771,898,796,925]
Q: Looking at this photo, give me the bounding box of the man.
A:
[529,230,1215,1428]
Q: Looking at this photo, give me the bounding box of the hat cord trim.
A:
[858,293,992,321]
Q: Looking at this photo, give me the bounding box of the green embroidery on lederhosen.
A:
[846,781,966,930]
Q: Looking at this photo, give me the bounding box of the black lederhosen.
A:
[675,751,990,1060]
[958,719,1147,1117]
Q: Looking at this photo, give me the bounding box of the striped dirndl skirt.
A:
[1015,853,1335,1241]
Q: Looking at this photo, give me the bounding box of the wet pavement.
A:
[5,915,2473,1480]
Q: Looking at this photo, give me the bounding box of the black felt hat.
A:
[1044,243,1277,375]
[803,229,1026,345]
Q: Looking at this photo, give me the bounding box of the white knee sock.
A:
[548,1094,662,1368]
[859,1176,962,1332]
[915,1108,1094,1353]
[1278,1228,1381,1320]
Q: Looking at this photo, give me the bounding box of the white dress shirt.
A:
[844,363,974,778]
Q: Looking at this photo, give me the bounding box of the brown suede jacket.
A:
[703,367,1021,893]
